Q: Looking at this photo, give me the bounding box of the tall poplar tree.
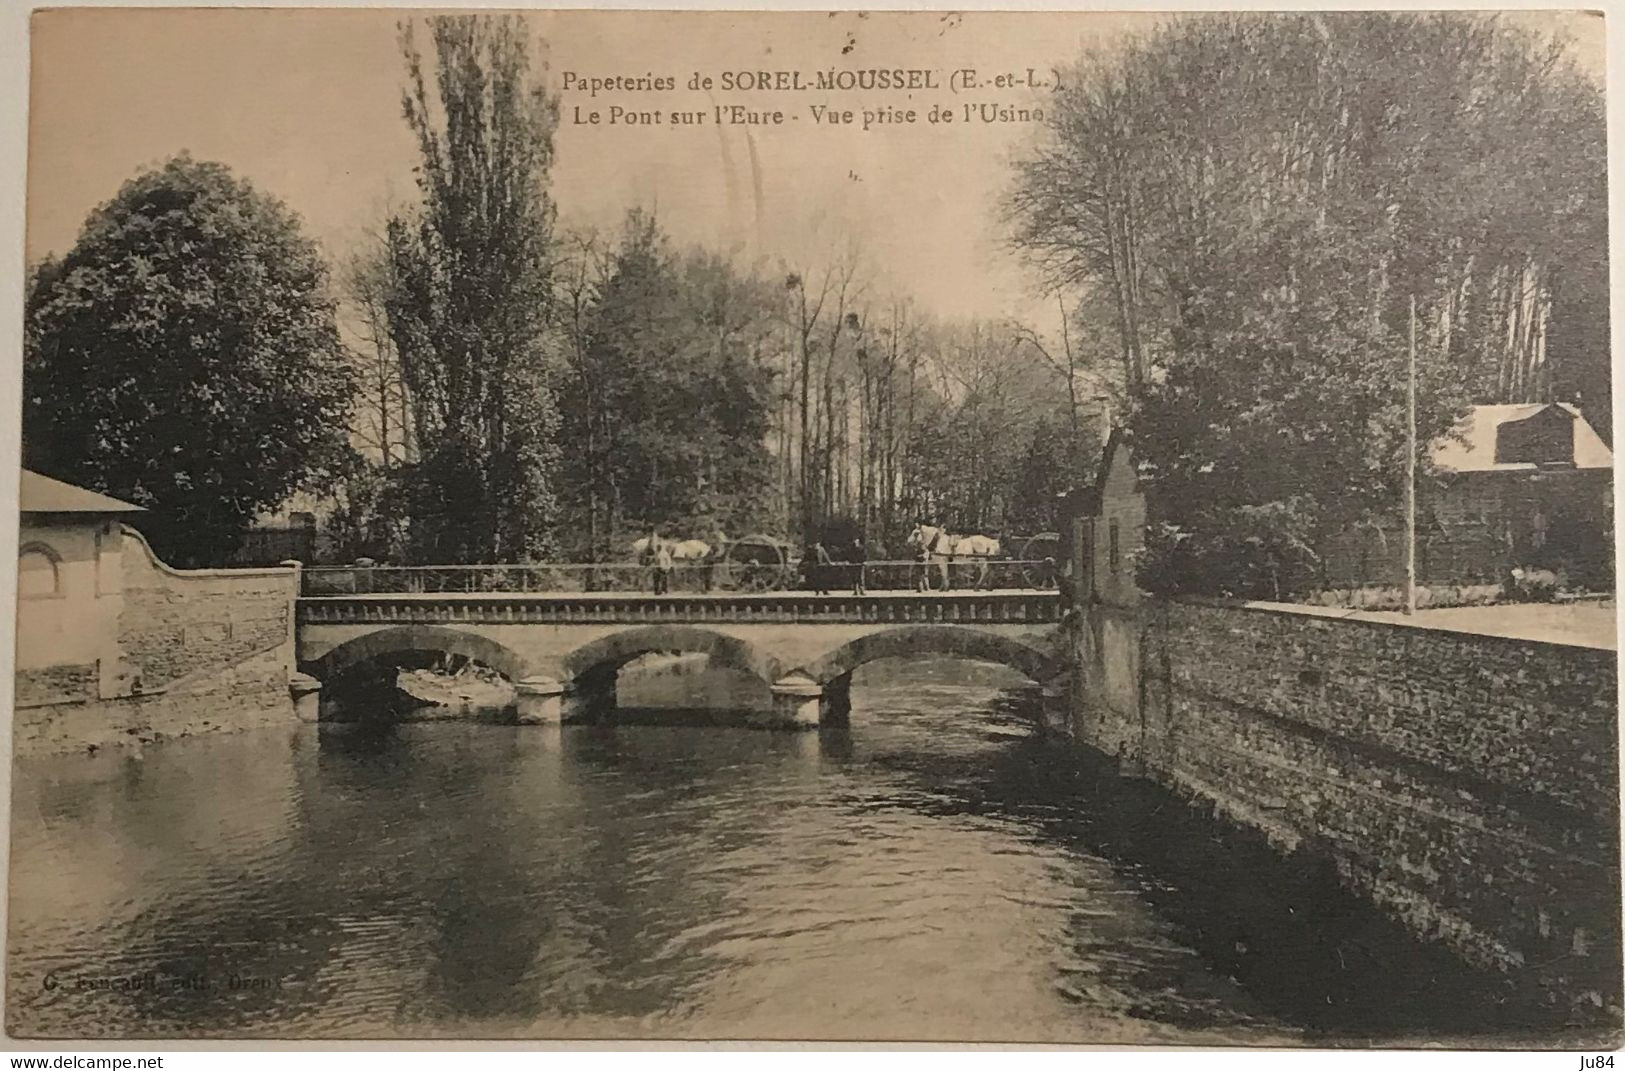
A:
[385,15,563,563]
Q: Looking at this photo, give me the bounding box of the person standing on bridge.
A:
[811,541,833,595]
[912,521,933,593]
[643,527,670,595]
[850,536,867,595]
[652,538,674,595]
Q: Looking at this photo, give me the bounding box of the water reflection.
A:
[6,658,1545,1042]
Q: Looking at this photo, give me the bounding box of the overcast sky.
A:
[25,8,1604,329]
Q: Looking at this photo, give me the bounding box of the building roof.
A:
[1432,403,1613,474]
[20,470,145,514]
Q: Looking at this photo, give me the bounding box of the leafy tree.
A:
[674,249,779,536]
[23,155,354,566]
[558,210,778,558]
[317,446,409,563]
[1010,12,1607,596]
[385,14,563,563]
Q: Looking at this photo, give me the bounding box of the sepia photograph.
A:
[3,4,1620,1049]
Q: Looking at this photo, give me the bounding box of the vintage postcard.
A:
[6,4,1619,1049]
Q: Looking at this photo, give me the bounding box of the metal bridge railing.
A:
[299,559,1062,597]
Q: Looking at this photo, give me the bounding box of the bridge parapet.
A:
[296,590,1061,627]
[300,560,1059,596]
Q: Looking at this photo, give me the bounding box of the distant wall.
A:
[227,522,317,568]
[1071,597,1620,1013]
[1319,470,1614,591]
[13,526,299,755]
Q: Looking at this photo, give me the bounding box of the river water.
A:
[8,659,1519,1043]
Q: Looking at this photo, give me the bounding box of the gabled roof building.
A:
[1324,403,1614,590]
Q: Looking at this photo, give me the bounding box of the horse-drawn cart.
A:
[717,534,796,591]
[1017,532,1064,588]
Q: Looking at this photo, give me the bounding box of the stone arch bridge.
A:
[297,590,1066,727]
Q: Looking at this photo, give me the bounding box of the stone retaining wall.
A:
[1071,597,1621,1017]
[15,646,298,756]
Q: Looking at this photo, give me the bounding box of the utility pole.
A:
[1404,294,1418,616]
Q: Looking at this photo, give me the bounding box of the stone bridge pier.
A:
[296,591,1067,730]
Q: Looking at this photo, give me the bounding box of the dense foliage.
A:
[555,212,779,559]
[1011,12,1608,597]
[23,156,354,566]
[896,319,1100,541]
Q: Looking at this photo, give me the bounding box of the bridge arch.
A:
[306,625,532,683]
[796,625,1063,687]
[562,625,783,686]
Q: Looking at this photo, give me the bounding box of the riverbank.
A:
[1036,736,1618,1044]
[13,646,297,758]
[394,665,516,720]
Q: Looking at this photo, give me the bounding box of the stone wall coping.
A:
[1170,595,1617,654]
[120,524,298,581]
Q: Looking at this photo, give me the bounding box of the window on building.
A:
[18,545,61,598]
[1109,519,1121,573]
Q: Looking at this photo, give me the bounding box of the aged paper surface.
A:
[5,4,1619,1049]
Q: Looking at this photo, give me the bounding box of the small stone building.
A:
[1061,428,1146,611]
[16,469,145,705]
[1056,430,1150,738]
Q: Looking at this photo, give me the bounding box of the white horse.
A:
[907,524,1001,559]
[667,539,712,562]
[629,536,712,562]
[956,534,1002,558]
[906,524,1000,590]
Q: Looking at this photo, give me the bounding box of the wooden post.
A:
[1405,294,1418,616]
